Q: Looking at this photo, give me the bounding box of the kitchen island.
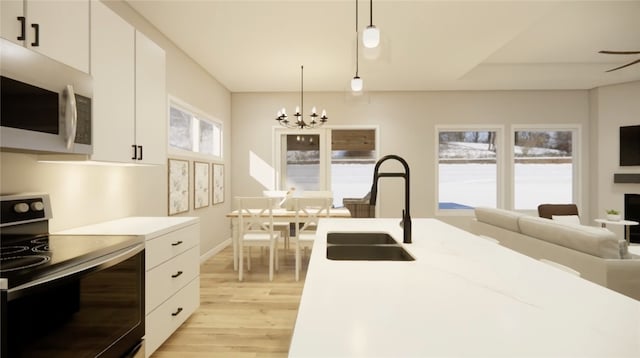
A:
[289,219,640,357]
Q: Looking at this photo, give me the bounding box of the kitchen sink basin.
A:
[326,232,398,245]
[327,245,414,261]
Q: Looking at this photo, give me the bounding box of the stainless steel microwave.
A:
[0,38,92,155]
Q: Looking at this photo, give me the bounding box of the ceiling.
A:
[126,0,640,93]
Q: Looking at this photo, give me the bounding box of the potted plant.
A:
[606,209,621,221]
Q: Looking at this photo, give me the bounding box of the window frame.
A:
[434,124,505,216]
[167,96,223,160]
[510,124,581,213]
[272,125,380,205]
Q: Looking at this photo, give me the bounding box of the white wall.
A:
[231,90,590,230]
[0,1,232,257]
[590,80,640,238]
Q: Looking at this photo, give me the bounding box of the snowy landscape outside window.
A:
[438,130,498,210]
[513,130,574,210]
[169,100,222,158]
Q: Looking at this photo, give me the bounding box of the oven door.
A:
[1,243,144,358]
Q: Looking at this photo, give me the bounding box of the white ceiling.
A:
[126,0,640,92]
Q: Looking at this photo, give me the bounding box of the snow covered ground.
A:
[286,142,572,209]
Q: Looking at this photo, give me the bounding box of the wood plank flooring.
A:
[151,245,307,357]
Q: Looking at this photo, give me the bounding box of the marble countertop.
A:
[55,216,199,239]
[289,218,640,357]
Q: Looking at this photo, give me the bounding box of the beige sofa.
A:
[470,207,640,301]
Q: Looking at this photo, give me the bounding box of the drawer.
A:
[145,277,200,358]
[146,223,199,269]
[146,245,199,314]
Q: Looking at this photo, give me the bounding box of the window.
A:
[275,127,377,208]
[513,128,576,210]
[330,129,376,208]
[169,99,222,158]
[437,128,500,210]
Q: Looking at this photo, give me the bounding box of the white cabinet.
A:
[135,30,167,165]
[90,1,166,164]
[90,0,135,163]
[55,217,201,358]
[144,222,200,357]
[0,0,89,73]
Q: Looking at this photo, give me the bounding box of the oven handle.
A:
[8,243,144,296]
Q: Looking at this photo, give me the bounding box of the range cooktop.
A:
[1,233,142,290]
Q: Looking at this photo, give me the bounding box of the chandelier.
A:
[275,65,328,129]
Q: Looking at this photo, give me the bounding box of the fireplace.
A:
[625,194,640,243]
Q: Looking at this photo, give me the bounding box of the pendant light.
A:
[351,0,363,92]
[362,0,380,49]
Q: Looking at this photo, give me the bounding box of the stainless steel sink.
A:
[327,232,398,245]
[326,232,414,261]
[326,245,414,261]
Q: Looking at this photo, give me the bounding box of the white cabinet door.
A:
[135,30,167,165]
[26,0,89,73]
[1,0,89,73]
[1,0,24,46]
[90,0,135,162]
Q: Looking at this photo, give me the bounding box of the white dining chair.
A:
[237,197,281,281]
[262,190,291,248]
[292,197,331,281]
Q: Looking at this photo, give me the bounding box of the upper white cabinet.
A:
[0,0,89,73]
[90,0,135,163]
[90,1,166,165]
[135,30,167,165]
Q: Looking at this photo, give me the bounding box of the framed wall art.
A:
[168,158,189,215]
[194,161,210,209]
[212,163,224,204]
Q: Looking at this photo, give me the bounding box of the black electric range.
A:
[0,193,142,291]
[1,193,146,358]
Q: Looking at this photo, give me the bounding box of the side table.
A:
[594,218,639,244]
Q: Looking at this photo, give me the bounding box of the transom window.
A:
[169,98,222,158]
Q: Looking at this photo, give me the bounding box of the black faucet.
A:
[369,154,411,244]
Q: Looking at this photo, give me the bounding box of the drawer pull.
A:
[171,240,183,246]
[171,271,183,278]
[171,307,183,317]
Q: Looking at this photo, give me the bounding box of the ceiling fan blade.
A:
[605,58,640,72]
[599,50,640,55]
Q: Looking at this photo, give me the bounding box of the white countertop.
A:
[55,216,199,239]
[289,218,640,357]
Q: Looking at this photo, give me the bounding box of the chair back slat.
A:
[237,197,277,235]
[293,197,331,237]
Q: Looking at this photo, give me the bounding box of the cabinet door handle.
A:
[131,144,137,160]
[171,307,183,317]
[171,240,183,246]
[171,270,183,278]
[137,145,143,160]
[17,16,25,41]
[30,23,39,46]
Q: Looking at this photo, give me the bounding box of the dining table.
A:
[226,207,352,271]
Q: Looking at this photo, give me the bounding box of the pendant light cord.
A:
[300,65,304,118]
[355,0,359,76]
[369,0,373,26]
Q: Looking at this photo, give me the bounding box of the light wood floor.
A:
[151,244,308,357]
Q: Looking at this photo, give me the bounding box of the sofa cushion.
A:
[518,216,621,259]
[474,207,524,232]
[551,215,581,226]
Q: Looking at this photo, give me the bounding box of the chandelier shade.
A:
[275,65,327,129]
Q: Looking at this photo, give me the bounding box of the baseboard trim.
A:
[200,238,231,263]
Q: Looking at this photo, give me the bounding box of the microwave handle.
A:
[63,85,77,150]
